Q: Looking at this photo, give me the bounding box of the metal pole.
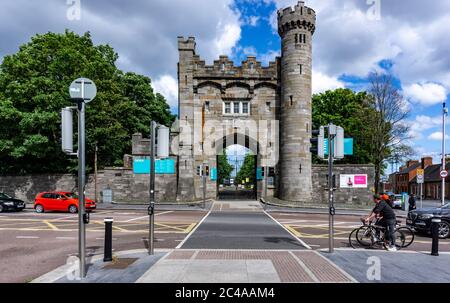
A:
[264,165,268,211]
[431,217,441,256]
[94,144,98,203]
[103,218,113,262]
[328,124,334,254]
[442,102,447,206]
[420,183,423,209]
[148,121,156,255]
[203,172,206,209]
[77,82,86,278]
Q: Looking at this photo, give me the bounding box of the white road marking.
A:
[16,236,39,239]
[123,211,174,222]
[176,208,212,249]
[56,237,76,240]
[263,210,312,250]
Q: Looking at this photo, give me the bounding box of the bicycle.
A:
[349,218,413,250]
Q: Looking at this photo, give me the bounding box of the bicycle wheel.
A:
[395,226,415,248]
[392,230,406,249]
[355,226,375,248]
[348,228,361,249]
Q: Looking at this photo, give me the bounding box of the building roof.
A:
[410,163,450,183]
[398,162,421,174]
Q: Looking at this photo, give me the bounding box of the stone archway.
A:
[215,132,261,200]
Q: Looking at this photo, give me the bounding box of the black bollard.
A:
[103,218,113,262]
[431,217,441,256]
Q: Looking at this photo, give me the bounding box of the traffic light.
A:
[204,165,210,176]
[310,126,325,159]
[196,165,203,176]
[334,126,344,160]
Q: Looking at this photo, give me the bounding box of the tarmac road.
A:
[0,208,206,283]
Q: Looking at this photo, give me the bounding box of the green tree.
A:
[364,71,411,192]
[0,30,174,174]
[218,150,233,184]
[312,88,373,164]
[236,153,255,187]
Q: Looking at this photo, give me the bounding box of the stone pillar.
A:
[277,1,316,202]
[176,37,196,201]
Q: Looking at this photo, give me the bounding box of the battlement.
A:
[178,36,196,52]
[193,54,278,79]
[277,1,316,37]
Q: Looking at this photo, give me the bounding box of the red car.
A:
[34,192,96,213]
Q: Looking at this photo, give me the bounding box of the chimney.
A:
[421,157,433,169]
[406,160,419,167]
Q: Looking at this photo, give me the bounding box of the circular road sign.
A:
[69,78,97,103]
[440,170,448,178]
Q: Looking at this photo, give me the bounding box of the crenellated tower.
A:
[277,1,316,202]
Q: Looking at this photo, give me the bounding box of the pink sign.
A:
[354,175,367,185]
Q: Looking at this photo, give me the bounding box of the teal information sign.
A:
[256,167,263,180]
[324,138,354,156]
[133,158,175,174]
[210,168,217,181]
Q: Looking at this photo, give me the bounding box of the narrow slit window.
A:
[233,101,240,114]
[266,102,271,111]
[289,96,293,106]
[242,102,249,114]
[205,101,210,112]
[295,34,298,44]
[299,64,302,74]
[224,102,231,114]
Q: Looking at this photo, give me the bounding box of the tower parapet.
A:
[277,1,316,37]
[178,36,196,52]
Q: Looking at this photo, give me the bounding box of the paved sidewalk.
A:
[137,249,355,283]
[34,248,450,283]
[322,249,450,283]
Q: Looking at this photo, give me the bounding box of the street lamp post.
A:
[148,121,157,255]
[442,102,448,206]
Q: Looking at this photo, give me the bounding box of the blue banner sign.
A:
[256,167,263,180]
[210,168,217,181]
[324,138,354,156]
[133,158,175,174]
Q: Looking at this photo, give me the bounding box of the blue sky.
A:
[1,0,450,172]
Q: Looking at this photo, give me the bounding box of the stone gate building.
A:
[176,1,316,202]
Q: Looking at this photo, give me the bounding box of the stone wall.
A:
[311,164,375,207]
[0,163,375,206]
[0,168,178,204]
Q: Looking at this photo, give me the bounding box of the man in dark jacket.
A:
[408,194,416,211]
[365,194,398,251]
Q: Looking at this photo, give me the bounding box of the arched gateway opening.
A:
[216,133,260,200]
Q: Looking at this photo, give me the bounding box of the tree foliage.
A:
[312,75,411,192]
[364,71,411,191]
[218,150,233,184]
[312,88,373,164]
[236,153,256,186]
[0,30,174,174]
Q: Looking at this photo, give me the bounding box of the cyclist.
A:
[364,194,398,251]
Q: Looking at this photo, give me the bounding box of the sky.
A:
[1,0,450,171]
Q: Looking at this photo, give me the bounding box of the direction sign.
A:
[440,170,448,178]
[417,169,424,184]
[69,78,97,103]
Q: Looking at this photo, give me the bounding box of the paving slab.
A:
[322,249,450,283]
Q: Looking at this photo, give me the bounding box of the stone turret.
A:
[277,1,316,202]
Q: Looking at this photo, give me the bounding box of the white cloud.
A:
[428,132,449,141]
[312,71,344,94]
[248,16,260,26]
[152,75,178,110]
[404,83,448,105]
[266,0,450,92]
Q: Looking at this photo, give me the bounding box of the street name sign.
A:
[416,169,424,184]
